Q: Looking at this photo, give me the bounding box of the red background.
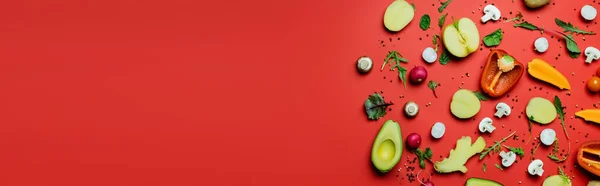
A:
[0,0,599,185]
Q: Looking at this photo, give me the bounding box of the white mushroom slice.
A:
[481,5,501,23]
[540,128,556,146]
[431,122,445,139]
[494,102,511,118]
[585,47,600,64]
[422,47,437,63]
[499,151,516,167]
[582,5,597,21]
[478,117,496,133]
[528,159,544,176]
[534,37,549,53]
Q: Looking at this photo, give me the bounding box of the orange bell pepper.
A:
[577,141,600,177]
[480,49,524,97]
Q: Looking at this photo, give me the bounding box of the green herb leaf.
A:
[495,164,503,170]
[420,14,431,30]
[382,51,408,70]
[547,138,570,162]
[483,163,487,172]
[553,96,570,139]
[438,0,452,13]
[555,18,595,35]
[514,21,539,30]
[428,80,439,98]
[364,93,393,120]
[480,131,516,160]
[439,50,449,65]
[473,91,488,101]
[483,28,503,47]
[558,167,571,184]
[413,148,433,169]
[411,3,416,11]
[528,115,534,133]
[503,145,525,158]
[562,34,581,58]
[438,13,447,29]
[398,67,407,89]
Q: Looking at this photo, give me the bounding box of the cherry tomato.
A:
[596,67,600,77]
[587,76,600,92]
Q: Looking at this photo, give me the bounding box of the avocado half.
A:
[371,120,402,173]
[465,177,503,186]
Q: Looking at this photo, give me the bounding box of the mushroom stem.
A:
[586,55,595,63]
[481,13,493,23]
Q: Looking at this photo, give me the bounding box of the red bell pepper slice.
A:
[480,49,524,97]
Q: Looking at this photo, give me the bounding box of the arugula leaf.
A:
[555,18,595,35]
[480,131,516,160]
[473,91,488,101]
[495,164,503,171]
[413,148,433,169]
[395,66,408,89]
[483,28,503,47]
[364,93,393,120]
[381,51,408,71]
[558,167,571,184]
[483,163,487,172]
[438,13,447,29]
[439,50,449,65]
[514,21,539,30]
[553,96,570,139]
[503,145,525,158]
[504,12,523,23]
[428,80,439,98]
[548,138,570,162]
[420,14,431,30]
[438,0,452,13]
[560,33,581,58]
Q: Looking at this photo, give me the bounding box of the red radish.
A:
[406,133,421,149]
[409,66,428,84]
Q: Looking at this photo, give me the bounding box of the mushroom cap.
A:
[483,5,501,19]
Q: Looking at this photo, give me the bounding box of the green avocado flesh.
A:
[371,120,402,173]
[465,178,503,186]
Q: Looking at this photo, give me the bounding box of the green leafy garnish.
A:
[480,131,516,160]
[428,80,439,98]
[528,115,534,133]
[495,164,503,171]
[413,148,433,169]
[504,12,523,23]
[558,167,571,184]
[439,50,449,65]
[364,93,393,120]
[438,13,447,29]
[483,163,487,172]
[548,138,570,162]
[473,91,488,101]
[514,21,540,30]
[557,33,581,58]
[438,0,452,13]
[553,96,569,139]
[483,28,503,47]
[411,3,416,11]
[420,14,431,30]
[382,51,409,88]
[503,145,525,158]
[555,18,595,35]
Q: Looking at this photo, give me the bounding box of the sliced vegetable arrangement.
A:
[362,0,600,185]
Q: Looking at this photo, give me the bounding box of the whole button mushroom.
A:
[481,5,501,23]
[528,159,545,176]
[585,47,600,64]
[494,102,511,118]
[404,101,419,117]
[357,56,373,73]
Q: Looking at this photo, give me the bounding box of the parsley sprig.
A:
[412,148,433,169]
[428,80,439,98]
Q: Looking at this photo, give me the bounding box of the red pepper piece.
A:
[577,141,600,177]
[480,49,524,97]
